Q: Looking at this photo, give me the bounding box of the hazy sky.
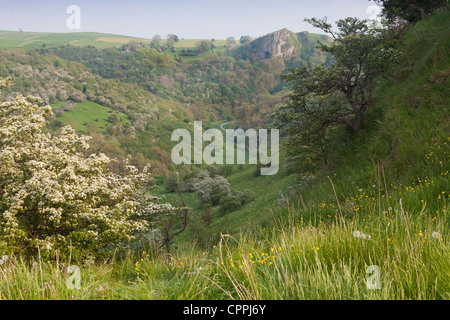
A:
[0,0,381,39]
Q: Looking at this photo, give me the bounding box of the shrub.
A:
[220,189,254,213]
[164,172,179,193]
[192,170,231,206]
[0,77,160,259]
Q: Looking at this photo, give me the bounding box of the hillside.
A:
[0,6,449,301]
[0,30,150,50]
[0,28,329,174]
[137,9,450,299]
[149,8,449,255]
[208,9,450,235]
[0,29,237,51]
[232,28,330,67]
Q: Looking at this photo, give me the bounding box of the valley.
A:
[0,2,448,301]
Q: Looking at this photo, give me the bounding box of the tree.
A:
[166,34,179,46]
[152,34,162,47]
[134,192,189,254]
[164,172,179,193]
[196,40,213,53]
[188,204,216,248]
[226,36,237,48]
[240,35,252,44]
[192,170,231,206]
[0,77,172,259]
[220,189,254,213]
[373,0,448,23]
[273,17,400,171]
[167,33,179,42]
[108,113,121,124]
[226,36,236,44]
[127,39,140,51]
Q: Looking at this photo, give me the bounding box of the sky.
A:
[0,0,381,39]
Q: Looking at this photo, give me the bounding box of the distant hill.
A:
[232,28,331,67]
[0,27,334,175]
[0,30,149,50]
[0,30,233,51]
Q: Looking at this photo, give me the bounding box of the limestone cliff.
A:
[232,28,330,67]
[254,28,297,60]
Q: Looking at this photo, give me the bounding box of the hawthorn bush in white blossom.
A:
[0,77,170,259]
[192,170,231,206]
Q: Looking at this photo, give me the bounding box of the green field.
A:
[0,30,147,50]
[0,30,230,51]
[173,39,228,48]
[56,100,129,134]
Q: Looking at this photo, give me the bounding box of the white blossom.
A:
[353,230,371,240]
[0,77,169,257]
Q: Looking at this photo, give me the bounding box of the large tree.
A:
[0,77,182,258]
[374,0,448,23]
[166,33,179,46]
[274,17,400,171]
[196,40,213,53]
[239,35,252,45]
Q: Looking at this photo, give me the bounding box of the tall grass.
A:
[1,6,449,302]
[1,180,448,300]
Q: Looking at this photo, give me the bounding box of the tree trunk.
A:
[345,95,363,133]
[352,112,362,133]
[419,7,426,20]
[409,1,427,20]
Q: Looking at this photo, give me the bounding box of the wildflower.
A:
[353,231,361,238]
[432,232,440,239]
[361,234,371,240]
[0,255,8,265]
[419,232,423,237]
[353,230,371,240]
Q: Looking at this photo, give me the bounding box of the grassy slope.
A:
[0,30,146,50]
[212,152,296,234]
[0,11,449,300]
[55,100,130,134]
[0,30,232,51]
